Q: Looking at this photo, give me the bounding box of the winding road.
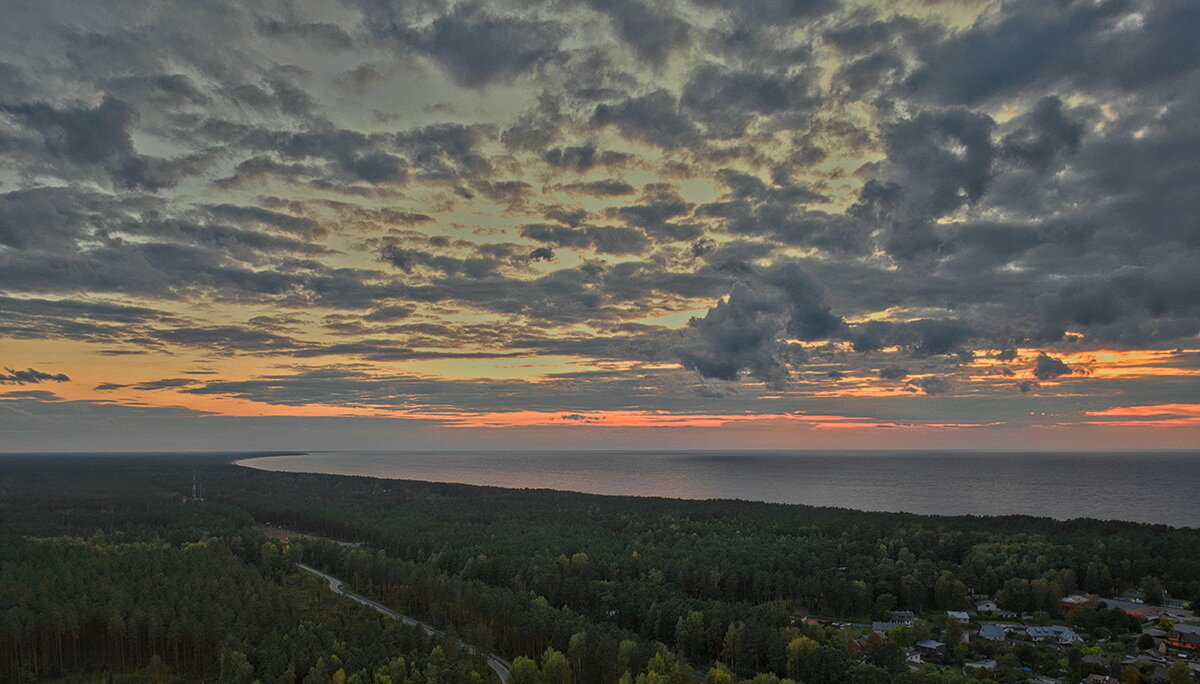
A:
[298,563,512,683]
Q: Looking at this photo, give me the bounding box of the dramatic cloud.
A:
[679,264,841,386]
[1033,353,1073,381]
[423,5,567,88]
[1,0,1197,449]
[1,367,71,384]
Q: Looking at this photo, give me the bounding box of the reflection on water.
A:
[236,450,1200,528]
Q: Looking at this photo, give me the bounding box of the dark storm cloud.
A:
[694,0,837,26]
[547,180,636,197]
[999,96,1085,173]
[909,375,950,395]
[592,90,700,149]
[679,263,841,386]
[393,122,495,180]
[474,180,534,207]
[847,319,974,355]
[0,187,147,251]
[0,367,71,384]
[500,93,566,152]
[851,107,996,260]
[201,123,408,185]
[2,97,202,191]
[520,224,649,256]
[199,204,324,238]
[379,244,503,279]
[211,156,321,189]
[205,119,508,187]
[1033,353,1073,381]
[905,0,1200,105]
[423,4,567,88]
[542,144,634,172]
[605,184,701,241]
[695,170,866,253]
[0,296,180,351]
[102,73,209,108]
[581,0,691,67]
[1034,261,1200,344]
[0,296,167,326]
[680,63,815,138]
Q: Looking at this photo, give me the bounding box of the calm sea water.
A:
[236,450,1200,528]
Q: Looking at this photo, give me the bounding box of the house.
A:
[947,610,971,624]
[1165,624,1200,650]
[1026,625,1083,644]
[872,621,906,637]
[976,599,999,613]
[963,659,996,672]
[916,640,946,656]
[1027,677,1060,684]
[1080,676,1119,684]
[978,623,1009,641]
[890,610,915,625]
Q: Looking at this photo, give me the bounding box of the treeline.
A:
[204,465,1200,611]
[1,453,1198,683]
[0,532,490,682]
[299,539,964,684]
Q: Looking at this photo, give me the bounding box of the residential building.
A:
[1026,625,1083,644]
[915,640,946,656]
[975,599,999,613]
[1166,624,1200,650]
[963,658,996,672]
[978,623,1008,641]
[872,621,906,637]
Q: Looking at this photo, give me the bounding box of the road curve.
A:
[298,563,512,683]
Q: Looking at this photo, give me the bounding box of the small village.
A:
[799,592,1199,683]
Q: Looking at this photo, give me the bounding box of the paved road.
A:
[298,563,512,683]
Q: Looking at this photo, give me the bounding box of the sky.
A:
[1,0,1198,452]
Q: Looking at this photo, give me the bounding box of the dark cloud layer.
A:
[0,0,1197,439]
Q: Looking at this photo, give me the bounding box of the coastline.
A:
[233,449,1200,529]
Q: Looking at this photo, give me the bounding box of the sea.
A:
[235,450,1200,528]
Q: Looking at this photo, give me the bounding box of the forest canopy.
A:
[1,453,1197,683]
